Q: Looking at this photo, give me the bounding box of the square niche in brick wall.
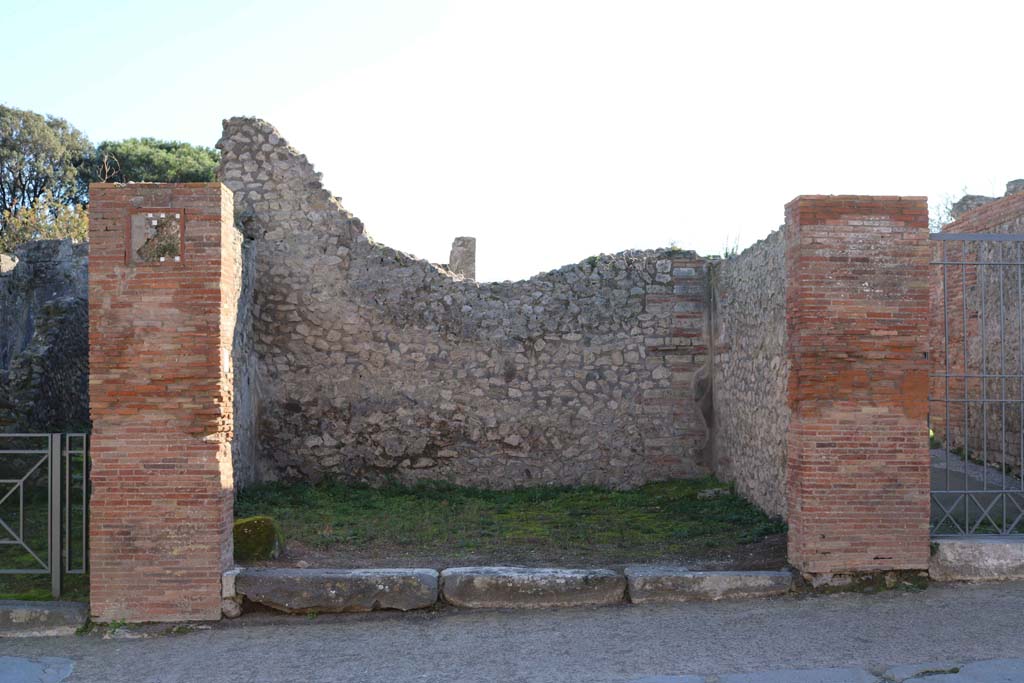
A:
[130,210,183,263]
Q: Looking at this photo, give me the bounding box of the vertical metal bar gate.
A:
[930,233,1024,535]
[0,432,89,598]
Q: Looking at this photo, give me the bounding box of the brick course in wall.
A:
[784,196,931,575]
[88,183,241,622]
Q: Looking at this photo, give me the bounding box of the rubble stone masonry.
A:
[709,229,790,519]
[218,118,709,488]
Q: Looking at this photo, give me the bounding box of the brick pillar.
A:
[784,196,931,575]
[88,183,240,622]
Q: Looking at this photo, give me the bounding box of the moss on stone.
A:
[234,515,285,563]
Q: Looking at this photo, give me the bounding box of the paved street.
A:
[2,581,1023,683]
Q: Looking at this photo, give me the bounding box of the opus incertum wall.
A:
[218,118,710,490]
[88,183,241,622]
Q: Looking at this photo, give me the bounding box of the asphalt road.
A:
[2,581,1023,683]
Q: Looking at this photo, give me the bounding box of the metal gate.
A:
[930,233,1024,535]
[0,433,88,597]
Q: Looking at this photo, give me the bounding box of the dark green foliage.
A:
[91,138,219,184]
[234,515,285,562]
[0,105,93,235]
[235,478,786,563]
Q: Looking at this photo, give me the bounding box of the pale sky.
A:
[4,0,1023,281]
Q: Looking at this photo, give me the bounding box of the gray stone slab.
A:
[625,567,793,603]
[440,566,626,608]
[718,667,878,682]
[0,601,88,637]
[629,676,705,682]
[235,567,438,613]
[0,656,74,682]
[956,658,1024,681]
[882,661,961,681]
[930,537,1024,582]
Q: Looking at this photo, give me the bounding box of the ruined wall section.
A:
[218,117,708,488]
[930,188,1024,484]
[231,236,258,488]
[709,229,789,518]
[0,239,89,431]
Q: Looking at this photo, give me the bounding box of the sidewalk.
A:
[2,581,1022,683]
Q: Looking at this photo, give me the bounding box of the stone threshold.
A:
[929,536,1024,582]
[226,566,795,616]
[0,600,88,638]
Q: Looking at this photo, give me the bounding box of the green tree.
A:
[0,105,93,237]
[92,138,218,184]
[0,191,88,252]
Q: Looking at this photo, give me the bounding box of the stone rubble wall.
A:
[708,229,789,518]
[0,239,89,431]
[218,117,710,488]
[231,236,258,488]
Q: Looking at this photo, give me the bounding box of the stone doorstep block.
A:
[0,601,89,637]
[440,567,627,608]
[235,568,439,613]
[930,537,1024,582]
[625,567,794,604]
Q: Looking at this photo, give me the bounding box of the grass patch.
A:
[235,477,786,566]
[0,573,89,602]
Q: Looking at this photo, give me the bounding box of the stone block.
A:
[235,568,439,613]
[625,567,793,603]
[929,537,1024,582]
[0,600,88,637]
[440,566,626,608]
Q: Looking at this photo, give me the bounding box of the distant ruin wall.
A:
[218,117,710,488]
[930,189,1024,480]
[0,239,89,431]
[709,229,789,518]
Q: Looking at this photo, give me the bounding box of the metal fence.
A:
[930,233,1024,535]
[0,433,88,597]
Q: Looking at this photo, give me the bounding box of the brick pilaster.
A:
[88,183,240,621]
[784,196,931,574]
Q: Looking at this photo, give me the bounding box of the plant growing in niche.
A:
[130,212,181,263]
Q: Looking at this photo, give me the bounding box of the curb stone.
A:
[441,567,626,608]
[625,567,794,603]
[0,601,89,637]
[230,565,798,614]
[236,568,438,613]
[929,537,1024,582]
